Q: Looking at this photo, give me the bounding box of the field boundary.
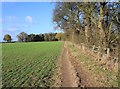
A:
[67,41,118,87]
[52,42,64,87]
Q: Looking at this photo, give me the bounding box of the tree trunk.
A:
[107,21,113,48]
[84,14,90,45]
[98,2,106,52]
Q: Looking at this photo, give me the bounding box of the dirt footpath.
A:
[55,42,101,87]
[60,44,79,87]
[55,42,81,87]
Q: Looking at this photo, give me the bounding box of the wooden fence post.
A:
[92,45,95,54]
[82,44,85,52]
[97,46,101,61]
[107,48,110,59]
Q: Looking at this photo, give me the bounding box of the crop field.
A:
[2,42,63,87]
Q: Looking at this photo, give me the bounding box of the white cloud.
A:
[25,16,33,24]
[6,16,17,21]
[6,25,20,32]
[4,16,18,24]
[23,24,29,28]
[7,27,18,32]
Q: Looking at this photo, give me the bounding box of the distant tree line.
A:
[3,32,64,42]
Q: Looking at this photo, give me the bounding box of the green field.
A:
[2,42,63,87]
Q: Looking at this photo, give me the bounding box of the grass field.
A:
[2,42,63,87]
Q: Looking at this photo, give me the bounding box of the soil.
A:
[60,43,79,87]
[55,42,102,87]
